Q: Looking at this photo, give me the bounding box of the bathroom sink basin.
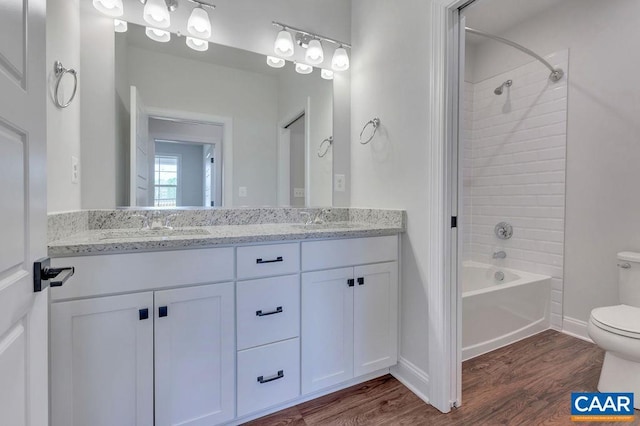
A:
[292,222,365,230]
[98,228,210,240]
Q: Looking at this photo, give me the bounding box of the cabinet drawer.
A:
[302,236,398,271]
[237,338,300,417]
[237,243,299,279]
[237,275,299,350]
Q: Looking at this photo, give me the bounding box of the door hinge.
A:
[451,216,457,228]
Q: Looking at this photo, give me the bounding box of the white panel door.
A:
[353,262,399,376]
[155,282,235,426]
[50,292,154,426]
[0,0,47,425]
[130,85,150,206]
[301,267,354,394]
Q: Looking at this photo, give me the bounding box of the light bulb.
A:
[187,6,211,39]
[186,37,209,52]
[93,0,123,17]
[295,63,313,75]
[266,56,285,68]
[321,69,334,80]
[143,0,170,29]
[274,30,294,57]
[305,39,324,65]
[114,19,128,33]
[145,27,171,43]
[331,47,350,71]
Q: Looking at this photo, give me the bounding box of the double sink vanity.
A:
[48,207,405,426]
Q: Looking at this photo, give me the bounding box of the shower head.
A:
[494,79,513,95]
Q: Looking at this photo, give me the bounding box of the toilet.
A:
[588,252,640,409]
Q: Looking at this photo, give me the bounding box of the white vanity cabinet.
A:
[50,248,236,426]
[300,236,399,395]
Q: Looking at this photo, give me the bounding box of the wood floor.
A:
[245,330,634,425]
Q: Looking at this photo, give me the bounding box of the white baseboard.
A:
[562,316,593,343]
[390,357,430,404]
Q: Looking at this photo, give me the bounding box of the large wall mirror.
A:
[115,23,333,208]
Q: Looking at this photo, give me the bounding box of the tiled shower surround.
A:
[462,50,568,329]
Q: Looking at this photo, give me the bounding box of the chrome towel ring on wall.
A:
[53,61,78,109]
[317,136,333,158]
[359,117,380,144]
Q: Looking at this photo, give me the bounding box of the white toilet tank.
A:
[618,252,640,307]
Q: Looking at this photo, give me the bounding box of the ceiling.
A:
[462,0,563,44]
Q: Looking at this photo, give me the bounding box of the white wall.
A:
[467,0,640,329]
[80,3,117,209]
[155,142,204,206]
[463,51,568,329]
[351,0,433,382]
[277,66,333,206]
[46,0,81,212]
[126,46,279,206]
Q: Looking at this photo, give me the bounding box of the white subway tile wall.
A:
[462,50,568,329]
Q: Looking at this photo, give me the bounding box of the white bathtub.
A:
[462,261,551,361]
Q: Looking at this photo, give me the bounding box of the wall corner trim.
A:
[562,316,594,343]
[391,357,431,404]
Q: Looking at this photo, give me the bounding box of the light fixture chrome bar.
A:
[187,0,215,8]
[272,21,351,49]
[465,27,563,82]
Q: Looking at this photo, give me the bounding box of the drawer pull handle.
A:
[257,370,284,384]
[256,256,283,264]
[256,306,283,317]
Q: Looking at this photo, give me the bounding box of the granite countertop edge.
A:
[48,223,405,257]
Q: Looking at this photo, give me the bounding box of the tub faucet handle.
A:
[493,250,507,259]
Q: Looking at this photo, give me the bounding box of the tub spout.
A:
[493,250,507,259]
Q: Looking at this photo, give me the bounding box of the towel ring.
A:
[317,136,333,158]
[53,61,78,109]
[359,117,380,145]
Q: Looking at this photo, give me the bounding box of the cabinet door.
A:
[353,262,399,376]
[155,282,235,426]
[301,268,354,394]
[51,292,154,426]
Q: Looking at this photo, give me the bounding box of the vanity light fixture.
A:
[145,27,171,43]
[305,39,324,65]
[295,62,313,75]
[321,69,334,80]
[274,28,295,57]
[143,0,171,29]
[187,1,215,39]
[114,19,128,33]
[186,36,209,52]
[93,0,124,17]
[266,56,286,68]
[272,21,350,70]
[331,46,350,71]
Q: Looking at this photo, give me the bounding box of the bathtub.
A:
[462,261,551,361]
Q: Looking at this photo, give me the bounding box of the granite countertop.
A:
[48,208,406,257]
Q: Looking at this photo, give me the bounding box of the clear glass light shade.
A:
[305,39,324,65]
[266,56,285,68]
[187,6,211,39]
[145,27,171,43]
[331,47,350,71]
[321,69,334,80]
[114,19,128,33]
[92,0,123,17]
[295,63,313,75]
[143,0,170,29]
[274,30,294,57]
[186,37,209,52]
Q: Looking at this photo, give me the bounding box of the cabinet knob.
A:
[357,277,365,285]
[139,308,149,320]
[159,306,168,317]
[347,279,354,287]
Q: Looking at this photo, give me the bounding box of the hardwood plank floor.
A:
[245,330,639,425]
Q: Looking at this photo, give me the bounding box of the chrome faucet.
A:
[493,250,507,259]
